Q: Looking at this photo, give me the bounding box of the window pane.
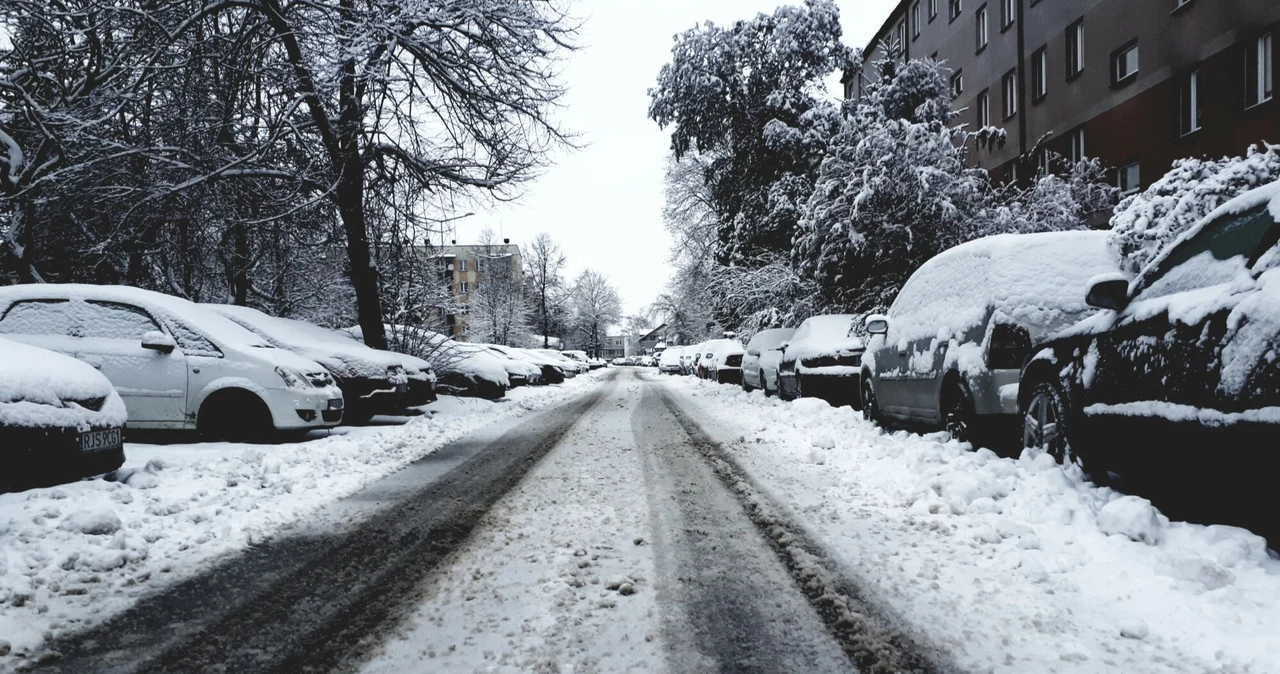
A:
[0,300,76,337]
[81,302,162,340]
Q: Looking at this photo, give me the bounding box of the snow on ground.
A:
[661,375,1280,674]
[0,375,606,666]
[359,376,660,674]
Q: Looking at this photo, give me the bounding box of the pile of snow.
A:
[0,374,604,664]
[886,231,1123,345]
[0,337,127,431]
[666,376,1280,674]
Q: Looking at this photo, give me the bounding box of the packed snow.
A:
[662,375,1280,674]
[0,374,606,665]
[0,338,127,431]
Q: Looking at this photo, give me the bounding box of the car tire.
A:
[198,390,273,442]
[862,378,881,425]
[742,374,754,393]
[943,381,978,446]
[760,373,772,397]
[1022,378,1083,469]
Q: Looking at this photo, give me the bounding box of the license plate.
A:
[79,428,122,453]
[396,382,408,394]
[328,398,344,410]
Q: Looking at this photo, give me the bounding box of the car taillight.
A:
[988,323,1031,370]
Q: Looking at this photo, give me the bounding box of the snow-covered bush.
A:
[1109,144,1280,275]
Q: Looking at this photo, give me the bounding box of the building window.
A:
[1066,19,1084,79]
[1068,127,1085,163]
[1112,41,1139,85]
[1001,0,1015,29]
[1031,46,1048,101]
[977,89,990,127]
[912,1,922,37]
[975,5,988,52]
[1002,69,1018,119]
[951,70,964,99]
[1246,33,1273,108]
[1118,161,1141,195]
[949,0,962,22]
[1178,69,1202,136]
[460,282,471,293]
[458,259,468,272]
[897,20,908,57]
[929,0,938,20]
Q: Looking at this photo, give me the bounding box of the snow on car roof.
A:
[207,305,403,379]
[0,336,127,429]
[746,328,795,351]
[0,283,273,350]
[888,231,1123,343]
[788,315,861,361]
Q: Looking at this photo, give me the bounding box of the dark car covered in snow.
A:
[861,231,1123,446]
[777,315,863,408]
[1019,182,1280,474]
[1,337,127,490]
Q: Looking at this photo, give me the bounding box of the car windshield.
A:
[1136,204,1278,301]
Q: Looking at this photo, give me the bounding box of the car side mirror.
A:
[141,330,177,354]
[747,348,760,357]
[864,314,889,335]
[1086,275,1130,311]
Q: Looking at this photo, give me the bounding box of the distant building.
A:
[423,241,522,338]
[637,324,668,355]
[602,327,627,360]
[851,0,1279,192]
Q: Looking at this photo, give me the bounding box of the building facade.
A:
[851,0,1279,192]
[426,242,522,338]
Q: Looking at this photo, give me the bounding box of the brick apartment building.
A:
[424,242,522,338]
[850,0,1279,193]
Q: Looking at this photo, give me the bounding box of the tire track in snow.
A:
[632,384,854,674]
[650,380,958,674]
[29,373,617,674]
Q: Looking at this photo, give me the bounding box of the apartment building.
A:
[850,0,1279,192]
[427,241,522,338]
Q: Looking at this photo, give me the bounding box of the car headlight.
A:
[276,366,311,389]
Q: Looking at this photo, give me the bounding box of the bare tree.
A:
[570,270,621,357]
[0,0,579,350]
[523,232,568,348]
[468,228,531,345]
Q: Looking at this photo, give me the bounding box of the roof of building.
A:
[639,324,667,342]
[863,0,910,58]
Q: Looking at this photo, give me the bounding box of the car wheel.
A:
[862,378,881,425]
[943,381,978,445]
[198,390,273,442]
[761,373,773,397]
[1022,379,1081,468]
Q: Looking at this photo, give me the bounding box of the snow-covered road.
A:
[7,368,1278,674]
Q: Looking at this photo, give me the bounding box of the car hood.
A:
[0,337,128,429]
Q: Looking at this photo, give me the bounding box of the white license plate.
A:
[79,428,122,453]
[328,398,344,410]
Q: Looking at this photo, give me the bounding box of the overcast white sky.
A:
[454,0,898,317]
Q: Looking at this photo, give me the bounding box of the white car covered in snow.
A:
[0,285,344,440]
[698,339,746,384]
[1,337,128,489]
[861,230,1123,446]
[741,328,795,395]
[658,346,684,374]
[207,305,435,423]
[349,325,510,400]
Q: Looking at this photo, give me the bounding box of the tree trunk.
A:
[336,66,387,350]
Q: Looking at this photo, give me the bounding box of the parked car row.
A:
[701,180,1280,477]
[0,283,602,490]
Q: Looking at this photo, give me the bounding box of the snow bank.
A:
[0,338,127,431]
[666,376,1280,674]
[0,375,605,665]
[887,231,1123,344]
